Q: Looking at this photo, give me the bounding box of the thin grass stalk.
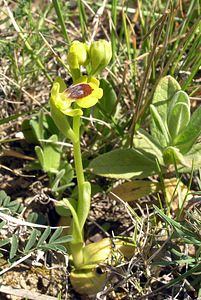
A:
[4,0,52,83]
[77,0,88,41]
[171,17,201,75]
[182,53,201,90]
[141,15,201,121]
[111,0,118,64]
[129,11,169,147]
[52,0,70,44]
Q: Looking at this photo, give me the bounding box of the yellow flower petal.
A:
[61,108,83,116]
[76,96,98,108]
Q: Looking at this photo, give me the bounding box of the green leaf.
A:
[150,104,170,146]
[151,76,181,146]
[77,181,91,231]
[173,105,201,154]
[52,235,72,244]
[0,191,10,206]
[154,205,201,246]
[35,146,44,168]
[49,227,63,243]
[37,227,51,247]
[134,129,163,164]
[52,169,65,192]
[24,229,39,253]
[0,221,6,230]
[177,143,201,173]
[163,146,190,167]
[10,234,19,260]
[94,79,117,118]
[168,102,190,141]
[89,149,161,179]
[0,238,10,247]
[167,90,190,122]
[43,135,61,172]
[111,180,160,202]
[57,199,83,244]
[55,198,77,217]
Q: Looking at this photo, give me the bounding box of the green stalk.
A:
[73,116,85,189]
[52,0,70,44]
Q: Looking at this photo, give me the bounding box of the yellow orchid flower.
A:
[50,76,103,117]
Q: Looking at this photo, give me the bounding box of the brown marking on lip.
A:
[67,83,93,99]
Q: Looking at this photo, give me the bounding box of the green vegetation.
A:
[0,1,201,299]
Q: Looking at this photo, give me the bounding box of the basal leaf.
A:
[173,105,201,154]
[167,90,190,123]
[151,76,181,146]
[177,143,201,173]
[111,180,160,202]
[150,105,170,146]
[89,149,161,179]
[163,146,190,167]
[168,102,190,141]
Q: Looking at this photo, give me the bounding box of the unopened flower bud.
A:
[67,40,89,69]
[89,40,112,75]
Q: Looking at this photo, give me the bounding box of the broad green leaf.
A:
[173,105,201,154]
[89,149,161,179]
[151,76,181,146]
[149,105,170,146]
[111,180,160,202]
[167,91,190,123]
[168,102,190,141]
[177,143,201,173]
[24,229,39,253]
[10,234,19,260]
[21,119,39,144]
[134,129,163,164]
[152,75,181,109]
[42,135,61,172]
[163,146,190,167]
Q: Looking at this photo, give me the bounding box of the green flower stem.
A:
[73,116,85,189]
[69,115,87,267]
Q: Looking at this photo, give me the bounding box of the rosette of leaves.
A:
[89,76,201,202]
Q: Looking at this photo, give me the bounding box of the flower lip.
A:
[66,83,94,100]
